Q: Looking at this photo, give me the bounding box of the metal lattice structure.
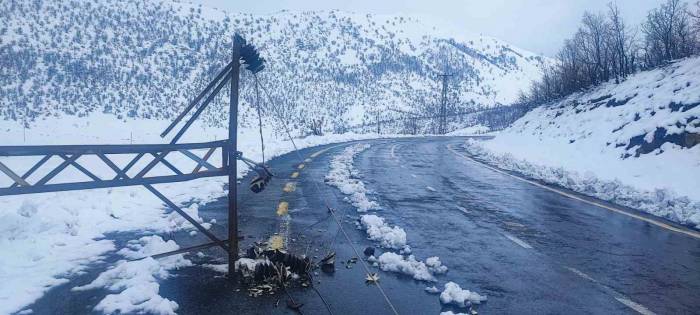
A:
[0,34,267,274]
[0,141,228,196]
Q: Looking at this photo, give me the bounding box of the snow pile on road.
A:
[468,56,700,228]
[73,236,191,315]
[440,282,487,307]
[375,252,436,281]
[326,143,454,284]
[425,256,449,274]
[0,113,400,314]
[373,253,449,282]
[359,214,407,249]
[325,143,380,212]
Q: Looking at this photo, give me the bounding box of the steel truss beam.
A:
[0,141,228,196]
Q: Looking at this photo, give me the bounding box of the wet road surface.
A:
[25,137,700,314]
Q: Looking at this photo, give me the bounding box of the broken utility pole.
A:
[228,35,242,276]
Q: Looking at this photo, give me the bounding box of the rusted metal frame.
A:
[180,148,217,173]
[143,184,229,253]
[150,152,183,176]
[9,155,52,188]
[0,161,30,187]
[58,154,102,182]
[134,151,172,179]
[0,169,227,196]
[114,152,145,180]
[35,154,82,186]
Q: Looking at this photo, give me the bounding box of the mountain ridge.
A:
[1,0,551,134]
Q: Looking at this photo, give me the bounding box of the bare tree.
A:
[642,0,696,66]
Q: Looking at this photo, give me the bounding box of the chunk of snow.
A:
[440,282,487,307]
[116,236,180,259]
[426,256,448,274]
[360,214,407,249]
[376,252,435,281]
[73,250,191,315]
[425,286,440,294]
[202,263,228,273]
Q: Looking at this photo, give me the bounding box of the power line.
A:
[255,73,400,315]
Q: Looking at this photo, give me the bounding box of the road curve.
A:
[357,137,700,314]
[24,137,700,315]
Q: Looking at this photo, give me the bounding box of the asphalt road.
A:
[26,137,700,314]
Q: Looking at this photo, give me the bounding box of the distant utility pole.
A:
[376,110,381,134]
[437,72,453,135]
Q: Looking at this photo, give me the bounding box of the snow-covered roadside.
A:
[325,143,485,310]
[0,113,406,315]
[462,57,700,229]
[464,140,700,229]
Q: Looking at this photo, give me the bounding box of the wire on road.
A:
[255,74,401,315]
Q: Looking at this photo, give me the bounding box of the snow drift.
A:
[467,56,700,228]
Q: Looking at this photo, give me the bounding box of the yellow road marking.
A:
[310,143,347,158]
[277,201,289,216]
[446,144,700,240]
[283,182,296,192]
[297,164,305,169]
[268,235,284,250]
[290,171,299,178]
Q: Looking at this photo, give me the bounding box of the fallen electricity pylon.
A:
[0,33,267,276]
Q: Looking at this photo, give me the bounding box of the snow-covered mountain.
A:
[468,56,700,228]
[1,0,549,134]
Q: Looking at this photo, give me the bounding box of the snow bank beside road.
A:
[468,56,700,229]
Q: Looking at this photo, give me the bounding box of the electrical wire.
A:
[254,76,266,162]
[254,73,400,315]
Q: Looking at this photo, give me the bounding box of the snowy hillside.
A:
[0,0,548,134]
[466,56,700,228]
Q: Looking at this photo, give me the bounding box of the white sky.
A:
[191,0,664,56]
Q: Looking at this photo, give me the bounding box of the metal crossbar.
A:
[0,34,265,278]
[0,141,228,196]
[0,140,235,253]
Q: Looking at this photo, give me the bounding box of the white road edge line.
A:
[502,233,533,249]
[615,297,656,315]
[446,144,700,240]
[566,267,656,315]
[390,144,398,159]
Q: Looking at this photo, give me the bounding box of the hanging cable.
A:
[254,73,400,315]
[254,76,266,163]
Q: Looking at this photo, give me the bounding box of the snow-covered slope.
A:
[467,56,700,228]
[1,0,549,134]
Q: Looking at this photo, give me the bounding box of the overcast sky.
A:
[192,0,664,56]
